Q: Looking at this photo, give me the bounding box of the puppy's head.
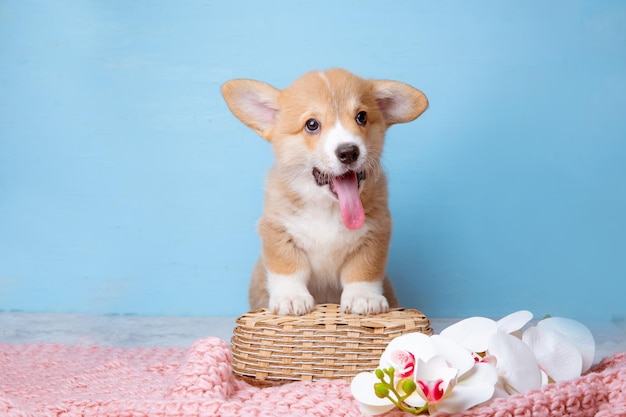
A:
[222,68,428,230]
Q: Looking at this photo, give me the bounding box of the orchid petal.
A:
[380,332,435,367]
[403,390,428,408]
[412,356,458,406]
[434,380,496,413]
[357,402,397,416]
[440,317,498,353]
[461,362,499,387]
[414,356,458,388]
[537,317,595,372]
[540,369,549,386]
[430,335,475,376]
[488,331,542,394]
[522,326,583,382]
[497,310,533,334]
[492,380,510,399]
[350,372,395,411]
[434,364,497,414]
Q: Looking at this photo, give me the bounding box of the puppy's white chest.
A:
[283,200,366,275]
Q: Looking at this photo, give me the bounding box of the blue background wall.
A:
[1,1,625,320]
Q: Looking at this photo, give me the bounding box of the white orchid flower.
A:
[439,310,534,352]
[439,310,542,396]
[522,317,595,383]
[488,331,543,395]
[351,332,498,415]
[350,311,596,415]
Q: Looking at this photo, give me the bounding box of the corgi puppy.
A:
[222,68,428,315]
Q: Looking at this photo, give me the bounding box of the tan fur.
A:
[222,68,427,315]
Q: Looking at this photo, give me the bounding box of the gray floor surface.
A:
[1,312,625,364]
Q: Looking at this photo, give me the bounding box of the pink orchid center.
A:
[417,379,445,403]
[390,350,415,378]
[473,352,497,366]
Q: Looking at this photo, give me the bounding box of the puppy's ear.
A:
[372,80,428,126]
[221,79,280,141]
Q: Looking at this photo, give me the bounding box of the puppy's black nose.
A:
[335,144,360,165]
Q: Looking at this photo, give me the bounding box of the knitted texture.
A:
[0,337,624,417]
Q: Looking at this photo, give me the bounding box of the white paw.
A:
[269,293,315,316]
[266,270,314,315]
[341,281,389,315]
[341,294,389,315]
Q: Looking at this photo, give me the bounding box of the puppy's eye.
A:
[305,118,320,133]
[356,111,367,126]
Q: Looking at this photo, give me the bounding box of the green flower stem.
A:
[375,368,429,415]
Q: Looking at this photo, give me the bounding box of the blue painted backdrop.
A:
[1,1,625,320]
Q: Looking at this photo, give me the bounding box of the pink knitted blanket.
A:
[1,337,624,417]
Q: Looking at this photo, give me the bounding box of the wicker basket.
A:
[231,303,432,386]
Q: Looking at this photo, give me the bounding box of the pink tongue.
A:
[332,172,365,230]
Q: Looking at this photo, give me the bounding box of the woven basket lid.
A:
[231,303,432,386]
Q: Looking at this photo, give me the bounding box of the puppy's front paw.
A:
[341,282,389,315]
[266,270,315,315]
[342,294,389,315]
[269,294,315,316]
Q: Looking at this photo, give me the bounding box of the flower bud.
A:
[374,382,389,399]
[401,378,417,395]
